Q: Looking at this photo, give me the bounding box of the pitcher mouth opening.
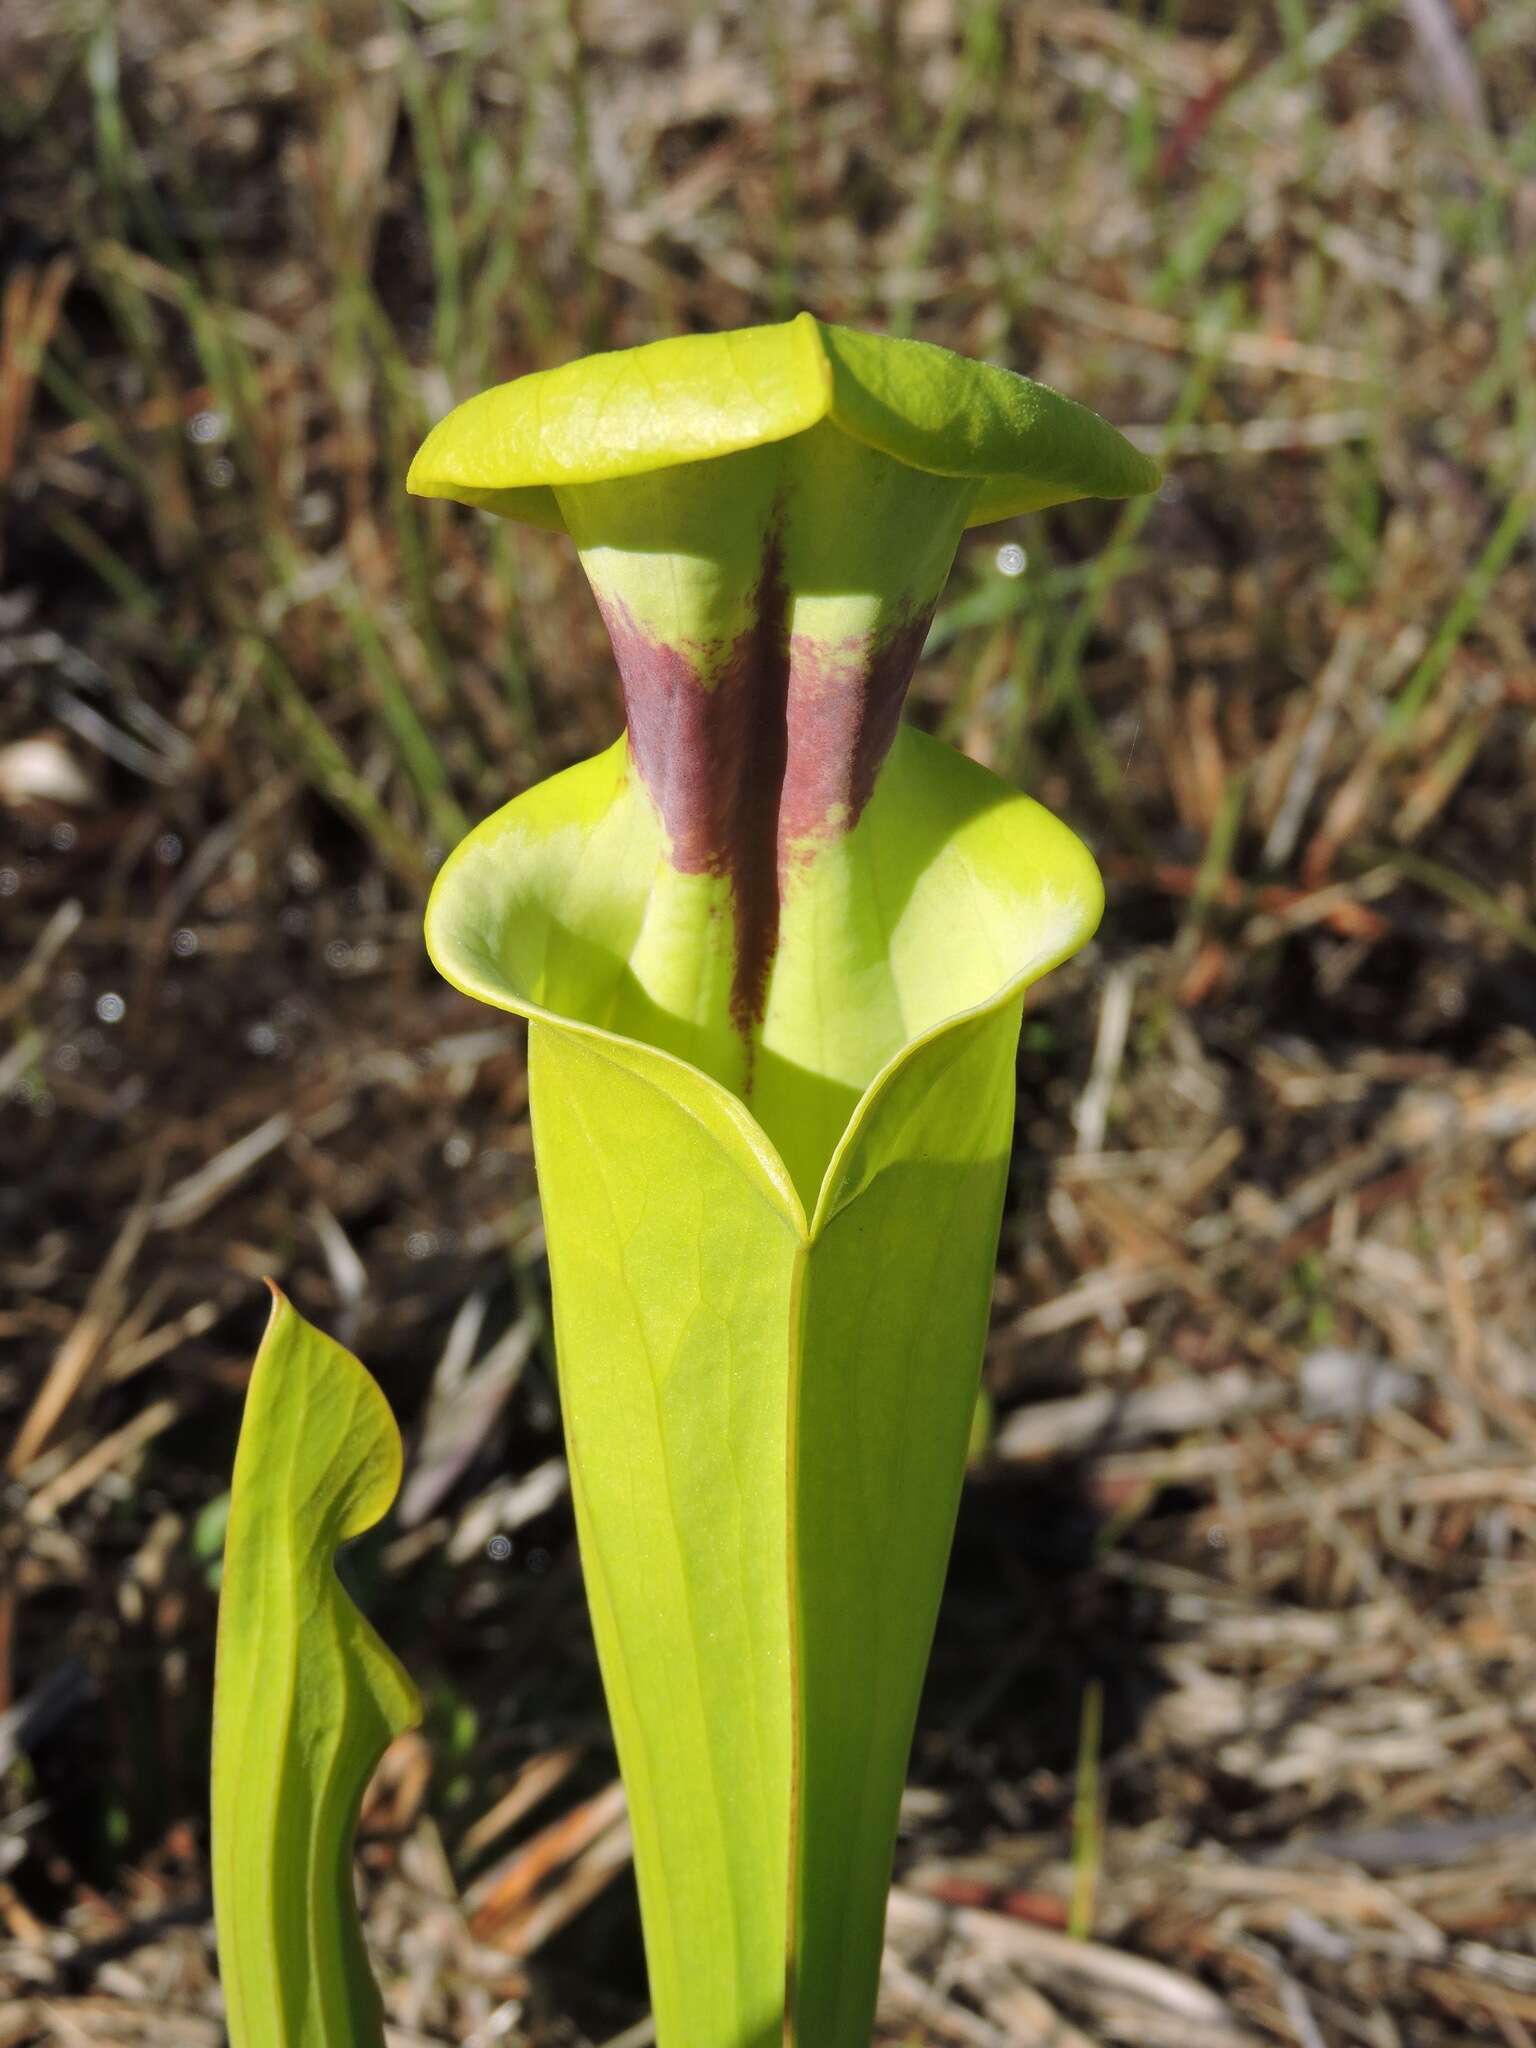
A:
[423,726,1103,1219]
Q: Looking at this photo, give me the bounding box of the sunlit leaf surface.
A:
[212,1289,420,2048]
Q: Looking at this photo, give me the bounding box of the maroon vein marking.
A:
[597,540,931,1043]
[778,609,932,860]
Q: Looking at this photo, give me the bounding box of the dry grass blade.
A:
[889,1888,1261,2034]
[995,1366,1281,1462]
[0,257,73,497]
[458,1748,585,1864]
[0,899,82,1027]
[465,1780,629,1947]
[148,1114,293,1233]
[23,1398,181,1524]
[7,1177,160,1476]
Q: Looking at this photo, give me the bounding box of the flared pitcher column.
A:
[411,315,1158,2048]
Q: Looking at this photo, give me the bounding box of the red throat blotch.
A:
[599,536,932,1041]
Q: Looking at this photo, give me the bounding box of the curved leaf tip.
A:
[212,1286,420,2048]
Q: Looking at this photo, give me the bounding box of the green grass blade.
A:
[1068,1679,1105,1941]
[1384,487,1536,745]
[211,1287,421,2048]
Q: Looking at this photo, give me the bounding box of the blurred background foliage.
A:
[2,3,1536,2044]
